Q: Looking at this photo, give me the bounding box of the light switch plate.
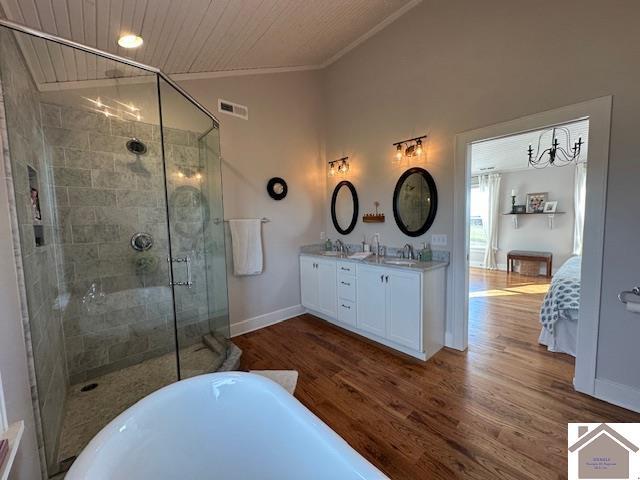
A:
[431,234,447,246]
[320,231,325,240]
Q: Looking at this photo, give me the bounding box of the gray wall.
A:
[0,27,65,472]
[178,71,326,328]
[469,166,576,272]
[322,0,640,391]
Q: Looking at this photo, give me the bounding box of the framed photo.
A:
[543,201,558,213]
[514,205,526,214]
[526,192,548,213]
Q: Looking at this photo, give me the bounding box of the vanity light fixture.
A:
[328,157,349,176]
[392,135,427,161]
[118,34,143,49]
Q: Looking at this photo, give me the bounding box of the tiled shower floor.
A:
[57,342,223,465]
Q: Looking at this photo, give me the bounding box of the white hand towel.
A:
[229,219,263,276]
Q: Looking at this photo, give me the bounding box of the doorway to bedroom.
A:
[466,118,589,376]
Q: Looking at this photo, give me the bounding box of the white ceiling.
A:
[0,0,418,86]
[471,119,590,175]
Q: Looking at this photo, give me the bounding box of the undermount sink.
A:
[383,259,417,266]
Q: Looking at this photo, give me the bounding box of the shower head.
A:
[126,138,147,156]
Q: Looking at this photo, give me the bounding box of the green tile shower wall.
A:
[39,102,217,384]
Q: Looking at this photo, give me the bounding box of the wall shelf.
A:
[0,421,24,480]
[502,212,566,229]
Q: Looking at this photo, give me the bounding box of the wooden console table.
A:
[507,250,552,277]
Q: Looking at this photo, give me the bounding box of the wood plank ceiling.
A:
[0,0,416,85]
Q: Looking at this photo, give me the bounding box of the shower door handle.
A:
[168,256,193,288]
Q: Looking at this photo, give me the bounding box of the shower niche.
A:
[0,21,234,477]
[27,165,45,246]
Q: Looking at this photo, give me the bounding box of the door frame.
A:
[450,96,612,396]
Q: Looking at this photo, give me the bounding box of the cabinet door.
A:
[356,265,387,337]
[316,259,337,318]
[387,270,422,350]
[300,257,319,311]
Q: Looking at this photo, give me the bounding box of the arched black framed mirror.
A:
[331,181,359,235]
[393,167,437,237]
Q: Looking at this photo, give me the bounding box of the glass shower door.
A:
[157,77,230,379]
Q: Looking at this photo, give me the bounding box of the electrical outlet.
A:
[431,234,447,247]
[320,231,325,240]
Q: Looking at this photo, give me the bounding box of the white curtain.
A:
[479,173,501,269]
[573,162,587,255]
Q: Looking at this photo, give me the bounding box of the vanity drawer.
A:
[337,274,356,301]
[337,299,356,326]
[337,261,355,276]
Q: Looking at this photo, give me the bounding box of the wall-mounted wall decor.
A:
[393,167,438,237]
[266,177,288,200]
[363,201,385,223]
[331,180,358,235]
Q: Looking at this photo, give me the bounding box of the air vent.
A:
[218,99,248,120]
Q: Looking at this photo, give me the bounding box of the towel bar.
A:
[213,217,270,225]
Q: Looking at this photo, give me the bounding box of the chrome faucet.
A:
[402,243,415,260]
[334,239,346,255]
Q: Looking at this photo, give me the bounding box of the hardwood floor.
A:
[235,268,640,479]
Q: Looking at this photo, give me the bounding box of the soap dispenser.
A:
[325,238,332,251]
[420,242,432,262]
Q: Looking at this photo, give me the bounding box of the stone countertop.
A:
[300,250,448,273]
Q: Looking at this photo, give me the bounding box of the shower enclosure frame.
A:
[0,17,229,477]
[0,19,219,128]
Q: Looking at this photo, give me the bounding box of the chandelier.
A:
[527,126,583,168]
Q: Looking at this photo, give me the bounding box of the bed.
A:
[538,255,581,357]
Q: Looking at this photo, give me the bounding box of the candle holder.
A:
[511,195,516,213]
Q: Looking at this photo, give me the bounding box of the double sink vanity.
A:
[300,249,447,361]
[302,164,448,361]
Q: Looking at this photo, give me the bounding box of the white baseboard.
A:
[230,304,304,337]
[594,378,640,413]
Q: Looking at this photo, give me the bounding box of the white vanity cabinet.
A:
[300,254,446,361]
[299,256,337,318]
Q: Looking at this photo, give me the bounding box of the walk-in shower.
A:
[0,19,233,477]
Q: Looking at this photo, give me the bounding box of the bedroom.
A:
[468,119,588,367]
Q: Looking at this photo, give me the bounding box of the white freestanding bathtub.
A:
[67,372,387,480]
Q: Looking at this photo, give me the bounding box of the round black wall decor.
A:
[267,177,288,200]
[331,180,359,235]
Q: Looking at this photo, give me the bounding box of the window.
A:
[470,184,488,249]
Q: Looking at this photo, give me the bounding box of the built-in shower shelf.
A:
[0,421,24,480]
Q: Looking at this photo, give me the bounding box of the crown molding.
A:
[28,0,421,90]
[170,64,323,82]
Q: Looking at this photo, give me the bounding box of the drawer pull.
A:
[380,274,384,282]
[340,267,351,271]
[385,275,389,283]
[341,304,351,309]
[340,281,350,286]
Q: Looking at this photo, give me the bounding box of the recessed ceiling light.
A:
[118,34,143,49]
